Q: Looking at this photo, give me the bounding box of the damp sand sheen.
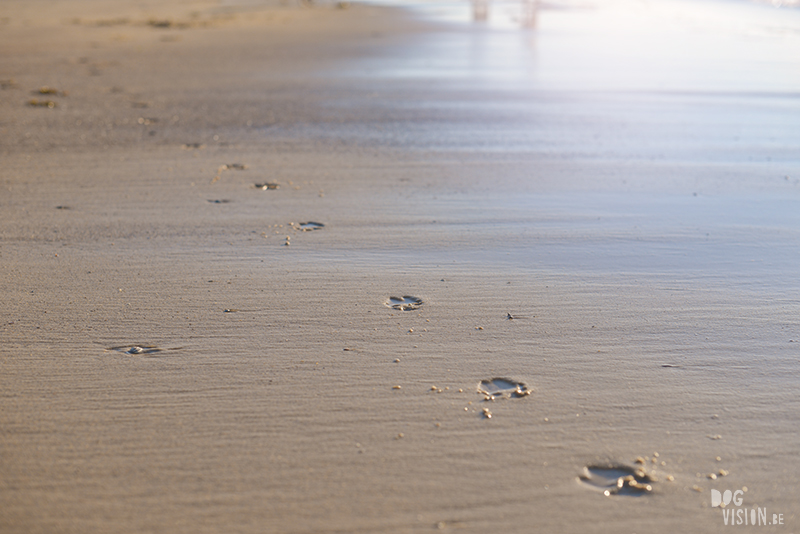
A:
[1,0,800,532]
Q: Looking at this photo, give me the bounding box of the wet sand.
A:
[2,0,800,532]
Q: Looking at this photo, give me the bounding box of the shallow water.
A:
[315,0,800,165]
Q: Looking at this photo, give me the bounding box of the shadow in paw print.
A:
[293,221,324,231]
[107,345,183,356]
[477,377,531,399]
[386,296,422,311]
[579,464,655,496]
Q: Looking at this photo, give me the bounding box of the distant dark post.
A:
[521,0,540,28]
[472,0,490,21]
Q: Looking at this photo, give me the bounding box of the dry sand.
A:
[1,0,799,532]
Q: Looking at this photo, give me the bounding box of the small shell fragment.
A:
[28,99,56,108]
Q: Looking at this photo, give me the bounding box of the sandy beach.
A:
[2,0,800,531]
